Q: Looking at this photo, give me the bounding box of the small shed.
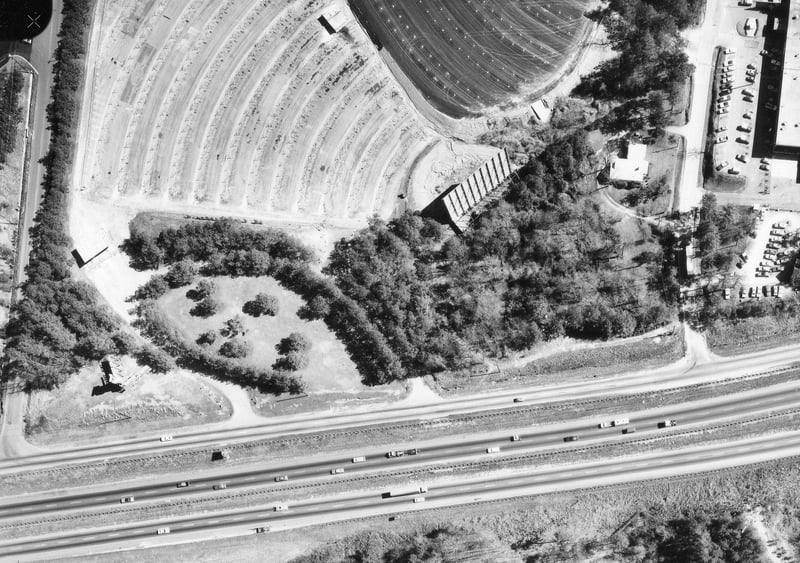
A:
[318,8,349,35]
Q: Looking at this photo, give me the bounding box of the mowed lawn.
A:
[158,276,362,393]
[349,0,592,116]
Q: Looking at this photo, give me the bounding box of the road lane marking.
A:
[243,477,256,481]
[108,533,119,537]
[69,500,81,504]
[44,503,57,508]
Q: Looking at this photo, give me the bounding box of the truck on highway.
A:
[382,486,427,499]
[658,419,678,428]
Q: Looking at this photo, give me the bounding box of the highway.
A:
[3,430,800,560]
[3,342,800,473]
[3,379,800,521]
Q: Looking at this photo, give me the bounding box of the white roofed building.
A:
[609,143,650,184]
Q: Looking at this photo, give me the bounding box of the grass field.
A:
[158,275,362,394]
[349,0,592,117]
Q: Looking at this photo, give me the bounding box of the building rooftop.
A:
[776,5,800,149]
[609,143,649,183]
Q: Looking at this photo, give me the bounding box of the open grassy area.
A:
[25,362,230,446]
[158,275,361,395]
[706,315,800,356]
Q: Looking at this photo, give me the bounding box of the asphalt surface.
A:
[4,431,800,559]
[3,341,799,473]
[2,379,799,521]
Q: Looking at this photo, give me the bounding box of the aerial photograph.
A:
[2,0,800,560]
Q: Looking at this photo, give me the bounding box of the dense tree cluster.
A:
[2,0,131,391]
[620,511,765,562]
[273,332,311,372]
[0,68,24,165]
[219,337,251,359]
[324,132,676,376]
[124,218,404,385]
[694,193,755,273]
[579,0,698,130]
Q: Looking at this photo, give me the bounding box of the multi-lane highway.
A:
[3,379,800,521]
[3,342,800,474]
[4,430,800,560]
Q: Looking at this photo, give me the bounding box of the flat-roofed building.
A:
[609,142,649,184]
[775,1,800,158]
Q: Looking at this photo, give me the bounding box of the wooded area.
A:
[0,68,25,166]
[2,0,130,392]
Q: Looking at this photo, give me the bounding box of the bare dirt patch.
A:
[25,362,231,446]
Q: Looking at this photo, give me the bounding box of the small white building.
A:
[318,8,350,35]
[609,143,650,184]
[530,98,552,123]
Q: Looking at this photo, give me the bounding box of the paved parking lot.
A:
[737,209,798,292]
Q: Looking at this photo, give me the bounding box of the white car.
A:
[717,108,729,115]
[743,111,754,119]
[157,528,171,535]
[728,167,741,175]
[716,160,729,171]
[273,504,289,512]
[715,135,728,144]
[160,435,173,442]
[330,467,345,475]
[717,101,730,109]
[352,456,366,463]
[120,496,135,503]
[736,154,748,163]
[718,94,731,102]
[413,497,426,503]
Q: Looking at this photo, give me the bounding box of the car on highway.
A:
[563,435,579,442]
[275,475,289,482]
[406,448,419,455]
[657,420,678,428]
[598,421,613,429]
[413,497,426,503]
[255,527,269,534]
[513,397,524,403]
[120,496,135,503]
[486,446,501,453]
[510,435,520,441]
[157,527,171,535]
[622,427,637,434]
[386,450,405,458]
[352,456,366,463]
[213,483,227,490]
[160,435,173,442]
[176,481,190,488]
[273,504,289,512]
[330,467,345,475]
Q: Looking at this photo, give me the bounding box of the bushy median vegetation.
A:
[1,0,133,392]
[0,68,25,165]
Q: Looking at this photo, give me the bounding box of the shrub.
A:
[187,279,215,301]
[222,315,246,337]
[272,350,309,372]
[297,295,330,320]
[134,345,176,373]
[242,292,278,317]
[132,275,169,301]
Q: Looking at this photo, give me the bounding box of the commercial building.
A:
[609,143,650,184]
[774,0,800,158]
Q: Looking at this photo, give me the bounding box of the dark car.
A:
[563,435,579,442]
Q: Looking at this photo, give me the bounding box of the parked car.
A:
[717,101,730,109]
[739,123,752,132]
[718,94,731,102]
[744,111,754,119]
[760,163,770,171]
[743,96,754,103]
[736,154,748,163]
[728,167,741,175]
[746,75,755,83]
[762,158,772,165]
[715,135,728,144]
[717,108,729,115]
[715,125,728,133]
[736,136,750,144]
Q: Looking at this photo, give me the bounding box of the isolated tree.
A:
[190,296,220,318]
[165,259,197,288]
[219,337,252,359]
[242,292,278,317]
[276,332,310,355]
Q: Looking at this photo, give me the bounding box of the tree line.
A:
[2,0,133,392]
[124,219,404,386]
[0,68,25,166]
